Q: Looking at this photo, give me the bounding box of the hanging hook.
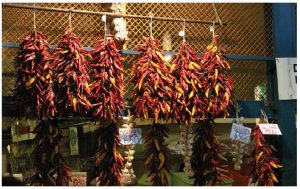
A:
[33,3,36,33]
[209,20,216,39]
[68,8,72,31]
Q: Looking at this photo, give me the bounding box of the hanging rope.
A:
[149,13,153,38]
[102,13,107,42]
[212,3,223,27]
[68,8,72,31]
[235,105,243,124]
[212,21,215,38]
[209,21,215,39]
[260,109,269,124]
[182,19,186,43]
[33,3,36,32]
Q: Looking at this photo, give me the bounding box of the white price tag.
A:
[69,172,87,186]
[276,58,297,100]
[259,124,282,135]
[119,128,142,145]
[229,123,251,143]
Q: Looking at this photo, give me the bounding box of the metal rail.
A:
[2,3,227,26]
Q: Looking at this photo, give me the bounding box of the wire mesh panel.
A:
[126,3,274,56]
[2,47,17,96]
[2,3,106,46]
[2,3,272,100]
[230,60,267,100]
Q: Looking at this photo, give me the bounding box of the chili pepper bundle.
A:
[191,119,229,186]
[54,28,92,116]
[90,35,124,122]
[12,32,56,119]
[131,37,174,123]
[95,122,124,186]
[90,35,125,186]
[144,123,171,186]
[200,35,234,118]
[171,42,206,125]
[249,124,282,186]
[31,119,71,186]
[131,37,173,186]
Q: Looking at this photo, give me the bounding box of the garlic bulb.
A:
[180,125,195,176]
[231,117,249,171]
[120,112,136,185]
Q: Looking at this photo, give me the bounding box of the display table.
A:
[137,172,234,186]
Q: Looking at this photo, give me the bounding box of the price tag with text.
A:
[259,124,282,135]
[230,123,251,143]
[69,172,87,186]
[119,128,142,145]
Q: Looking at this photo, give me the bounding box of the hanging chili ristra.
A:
[131,37,174,186]
[191,119,230,186]
[131,36,173,123]
[31,119,71,186]
[12,32,56,119]
[11,32,66,186]
[249,121,282,186]
[200,35,234,118]
[171,42,206,125]
[90,35,125,186]
[90,35,124,122]
[54,28,92,116]
[144,123,171,185]
[191,35,233,186]
[95,122,124,186]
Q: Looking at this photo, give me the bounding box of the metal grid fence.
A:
[2,3,272,100]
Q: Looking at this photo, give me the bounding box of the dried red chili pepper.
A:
[191,119,230,186]
[249,121,282,186]
[144,123,171,186]
[12,32,68,186]
[54,28,92,116]
[200,35,234,118]
[90,35,124,122]
[31,119,71,186]
[190,36,232,186]
[90,35,125,186]
[95,122,124,186]
[11,32,56,119]
[171,42,206,125]
[131,37,174,186]
[131,36,174,123]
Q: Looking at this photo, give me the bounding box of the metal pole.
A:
[272,3,297,186]
[3,3,227,26]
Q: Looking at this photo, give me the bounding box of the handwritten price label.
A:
[259,124,282,135]
[230,123,251,143]
[119,128,142,145]
[69,172,87,186]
